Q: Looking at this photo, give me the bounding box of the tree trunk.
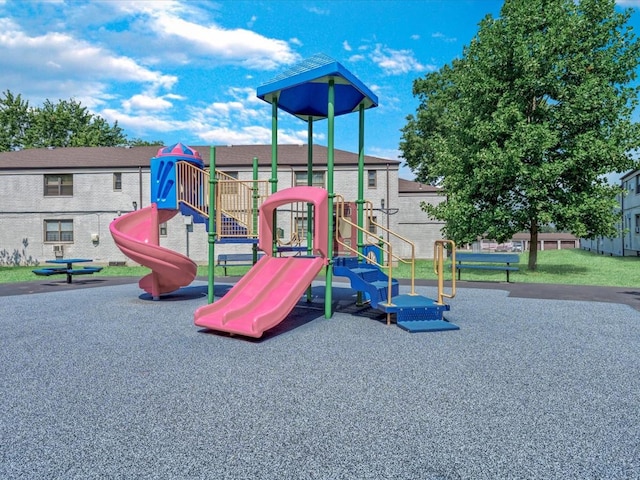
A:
[528,222,538,271]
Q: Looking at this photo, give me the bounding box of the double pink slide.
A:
[109,204,197,298]
[194,255,324,338]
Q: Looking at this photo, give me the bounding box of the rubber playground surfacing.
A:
[1,278,639,479]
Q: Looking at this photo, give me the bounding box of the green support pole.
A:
[357,103,365,253]
[207,146,217,304]
[270,97,278,195]
[356,103,365,306]
[252,157,259,263]
[324,79,335,319]
[306,119,313,302]
[271,97,279,256]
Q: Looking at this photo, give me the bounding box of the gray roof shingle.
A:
[0,144,400,170]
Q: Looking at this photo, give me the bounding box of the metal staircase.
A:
[175,162,269,243]
[333,197,459,332]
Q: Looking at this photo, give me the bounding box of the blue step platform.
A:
[333,256,459,332]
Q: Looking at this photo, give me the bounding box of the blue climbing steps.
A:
[333,256,459,332]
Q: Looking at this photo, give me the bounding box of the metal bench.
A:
[454,252,520,282]
[215,253,264,276]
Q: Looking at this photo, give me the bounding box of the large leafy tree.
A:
[24,98,126,149]
[400,0,640,269]
[0,91,128,151]
[0,90,31,152]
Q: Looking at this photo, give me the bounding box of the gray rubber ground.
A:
[1,280,639,479]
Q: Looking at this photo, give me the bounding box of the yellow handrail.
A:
[334,195,418,306]
[433,240,456,304]
[175,161,269,239]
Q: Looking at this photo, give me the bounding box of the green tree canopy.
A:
[400,0,640,269]
[0,90,30,152]
[0,91,128,151]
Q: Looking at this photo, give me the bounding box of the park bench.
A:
[215,253,264,276]
[454,252,520,282]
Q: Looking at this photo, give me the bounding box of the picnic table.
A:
[32,258,103,284]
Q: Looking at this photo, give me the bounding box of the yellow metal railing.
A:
[434,240,456,304]
[334,195,418,307]
[175,161,269,239]
[176,160,210,216]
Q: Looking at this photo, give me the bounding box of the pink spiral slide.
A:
[109,204,197,298]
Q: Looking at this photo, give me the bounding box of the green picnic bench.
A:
[454,252,520,282]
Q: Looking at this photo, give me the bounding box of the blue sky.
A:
[1,0,640,179]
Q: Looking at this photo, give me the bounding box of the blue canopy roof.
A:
[256,54,378,122]
[153,142,204,168]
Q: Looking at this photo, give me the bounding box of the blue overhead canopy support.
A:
[256,53,378,121]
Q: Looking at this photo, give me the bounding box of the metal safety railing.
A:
[175,161,270,239]
[433,239,456,304]
[334,195,418,307]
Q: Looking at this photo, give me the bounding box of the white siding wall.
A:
[395,192,446,259]
[0,163,447,266]
[0,168,149,265]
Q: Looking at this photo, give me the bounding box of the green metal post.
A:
[324,79,335,319]
[270,97,279,256]
[356,103,365,306]
[306,119,313,302]
[270,98,278,195]
[207,146,217,304]
[252,157,259,263]
[357,103,365,253]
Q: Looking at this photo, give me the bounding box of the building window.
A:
[636,175,640,195]
[113,172,122,191]
[44,220,73,242]
[294,171,325,187]
[159,222,168,237]
[368,170,377,188]
[44,174,73,196]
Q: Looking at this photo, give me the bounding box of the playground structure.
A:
[109,54,458,336]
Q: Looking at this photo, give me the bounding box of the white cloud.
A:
[100,108,184,133]
[123,94,174,112]
[0,17,176,100]
[197,125,309,145]
[616,0,640,6]
[432,32,457,43]
[147,11,299,70]
[370,44,435,75]
[410,34,420,41]
[343,40,352,51]
[305,6,330,15]
[348,54,366,63]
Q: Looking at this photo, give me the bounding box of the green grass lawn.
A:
[393,248,640,287]
[1,248,639,287]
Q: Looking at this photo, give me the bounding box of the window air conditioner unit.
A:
[53,245,64,258]
[636,227,640,234]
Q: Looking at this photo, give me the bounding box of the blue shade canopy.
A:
[257,54,378,121]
